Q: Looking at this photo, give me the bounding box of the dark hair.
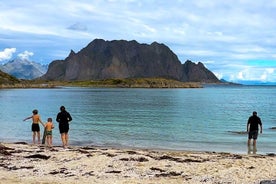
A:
[32,109,38,114]
[48,118,52,122]
[253,111,257,115]
[60,106,65,111]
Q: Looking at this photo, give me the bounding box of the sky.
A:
[1,0,276,83]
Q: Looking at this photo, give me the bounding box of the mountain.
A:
[234,80,276,85]
[0,58,48,80]
[40,39,220,83]
[0,69,20,85]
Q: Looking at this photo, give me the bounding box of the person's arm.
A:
[56,113,60,123]
[38,117,45,127]
[67,112,72,122]
[259,118,263,134]
[247,119,250,132]
[23,116,32,121]
[260,124,263,134]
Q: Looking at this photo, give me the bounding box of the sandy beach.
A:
[0,142,275,184]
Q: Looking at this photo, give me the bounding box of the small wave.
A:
[227,131,247,135]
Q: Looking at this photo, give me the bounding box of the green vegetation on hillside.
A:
[53,78,202,88]
[0,70,20,85]
[0,76,202,89]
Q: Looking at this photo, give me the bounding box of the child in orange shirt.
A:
[44,118,54,147]
[23,109,45,144]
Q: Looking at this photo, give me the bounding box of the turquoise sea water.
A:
[0,85,275,154]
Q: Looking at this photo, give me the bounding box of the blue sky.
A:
[1,0,276,83]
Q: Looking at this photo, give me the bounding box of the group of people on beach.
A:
[23,107,263,151]
[23,106,72,148]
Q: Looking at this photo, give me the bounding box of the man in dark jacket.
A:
[247,111,262,146]
[56,106,72,148]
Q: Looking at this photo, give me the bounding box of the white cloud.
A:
[260,68,276,81]
[213,72,223,80]
[0,48,16,62]
[1,0,276,82]
[18,51,34,60]
[237,71,245,80]
[228,67,276,82]
[265,68,275,74]
[184,50,218,57]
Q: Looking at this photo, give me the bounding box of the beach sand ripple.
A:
[0,142,275,184]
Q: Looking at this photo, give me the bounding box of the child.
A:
[23,109,45,144]
[44,118,54,147]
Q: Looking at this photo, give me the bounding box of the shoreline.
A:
[5,139,276,156]
[1,142,275,184]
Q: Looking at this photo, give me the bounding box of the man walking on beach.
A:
[247,111,262,146]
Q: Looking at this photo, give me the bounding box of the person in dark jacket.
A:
[56,106,72,148]
[247,111,262,146]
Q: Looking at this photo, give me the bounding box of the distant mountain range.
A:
[41,39,220,83]
[0,58,47,80]
[234,80,276,85]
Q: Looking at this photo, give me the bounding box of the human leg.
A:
[252,131,258,146]
[47,135,53,147]
[248,133,252,145]
[253,139,257,146]
[46,135,49,146]
[247,130,258,146]
[60,133,66,148]
[65,133,69,147]
[32,131,36,144]
[247,139,250,145]
[37,131,40,144]
[253,144,257,154]
[49,135,53,146]
[32,124,40,144]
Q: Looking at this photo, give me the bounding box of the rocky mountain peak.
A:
[0,58,48,80]
[41,39,220,83]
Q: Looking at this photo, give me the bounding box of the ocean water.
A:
[0,85,275,154]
